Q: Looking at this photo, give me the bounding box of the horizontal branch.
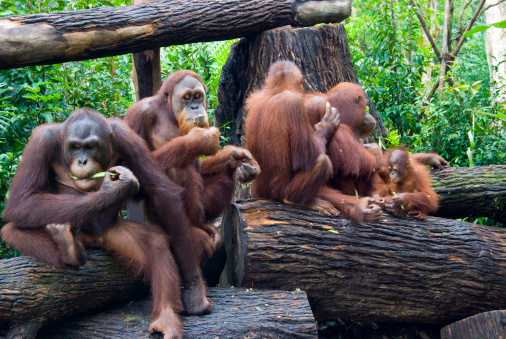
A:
[0,0,351,70]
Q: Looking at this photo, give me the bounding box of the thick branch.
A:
[438,0,452,91]
[457,0,473,34]
[221,200,506,324]
[0,251,146,337]
[0,246,227,337]
[411,0,441,60]
[0,0,351,70]
[451,0,487,58]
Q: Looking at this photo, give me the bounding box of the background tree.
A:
[346,0,505,170]
[484,0,506,105]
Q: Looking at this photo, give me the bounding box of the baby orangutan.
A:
[373,148,439,220]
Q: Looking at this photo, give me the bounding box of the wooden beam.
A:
[0,0,351,70]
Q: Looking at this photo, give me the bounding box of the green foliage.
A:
[408,82,505,166]
[0,0,236,257]
[465,19,506,37]
[346,0,505,169]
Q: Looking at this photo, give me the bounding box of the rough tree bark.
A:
[0,252,315,338]
[0,0,351,70]
[440,310,506,338]
[0,252,146,338]
[431,165,506,223]
[214,23,388,147]
[220,199,506,324]
[39,289,317,339]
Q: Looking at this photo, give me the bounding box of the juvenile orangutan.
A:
[373,148,439,220]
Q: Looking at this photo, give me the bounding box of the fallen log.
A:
[220,199,506,324]
[0,248,226,338]
[38,288,317,338]
[0,0,350,70]
[0,252,146,338]
[431,165,506,224]
[214,23,387,146]
[440,310,506,338]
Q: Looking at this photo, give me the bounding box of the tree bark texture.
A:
[220,199,506,324]
[214,23,388,147]
[0,248,226,338]
[431,165,506,224]
[38,288,317,339]
[0,0,351,70]
[0,251,146,338]
[440,310,506,338]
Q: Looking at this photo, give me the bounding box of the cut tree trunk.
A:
[220,199,506,324]
[0,0,351,70]
[440,310,506,338]
[214,23,387,147]
[0,248,226,338]
[0,252,146,338]
[38,288,317,339]
[431,165,506,224]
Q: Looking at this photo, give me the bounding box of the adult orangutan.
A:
[304,93,384,198]
[124,70,259,258]
[307,82,376,141]
[245,60,382,222]
[307,82,449,170]
[1,108,206,338]
[373,147,439,220]
[305,82,448,201]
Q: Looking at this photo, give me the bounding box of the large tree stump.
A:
[0,0,351,70]
[432,165,506,224]
[440,310,506,338]
[221,199,506,324]
[38,288,317,338]
[214,23,387,146]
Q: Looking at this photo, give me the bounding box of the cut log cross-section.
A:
[220,199,506,324]
[0,0,351,70]
[440,310,506,338]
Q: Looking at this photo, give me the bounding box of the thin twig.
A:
[478,0,506,17]
[457,0,473,33]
